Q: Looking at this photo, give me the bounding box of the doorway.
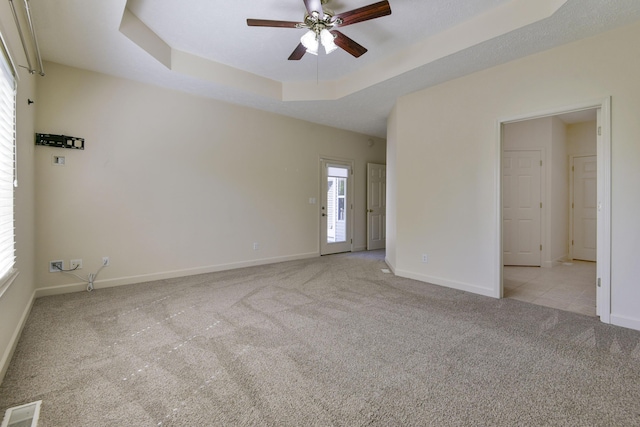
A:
[499,98,611,323]
[367,163,386,250]
[502,150,542,266]
[320,158,353,255]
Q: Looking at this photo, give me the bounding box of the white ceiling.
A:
[26,0,640,137]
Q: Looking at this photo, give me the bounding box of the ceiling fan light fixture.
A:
[248,0,393,60]
[301,30,319,55]
[320,29,337,54]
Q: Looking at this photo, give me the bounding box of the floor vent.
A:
[1,401,41,427]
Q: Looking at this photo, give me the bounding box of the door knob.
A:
[322,213,326,216]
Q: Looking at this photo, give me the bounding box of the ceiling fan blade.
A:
[331,30,367,58]
[246,19,300,28]
[333,0,391,27]
[304,0,323,16]
[288,43,307,60]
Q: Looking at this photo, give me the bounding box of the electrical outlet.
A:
[52,155,65,166]
[421,254,428,263]
[70,259,82,270]
[253,243,259,251]
[102,256,110,266]
[49,260,64,273]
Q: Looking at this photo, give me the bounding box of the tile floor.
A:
[503,260,597,316]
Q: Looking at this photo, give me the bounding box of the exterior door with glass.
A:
[320,159,353,255]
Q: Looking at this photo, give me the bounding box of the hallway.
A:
[504,261,596,316]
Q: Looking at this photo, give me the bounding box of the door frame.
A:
[496,97,611,324]
[320,157,354,255]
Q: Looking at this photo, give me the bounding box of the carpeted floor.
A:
[1,250,639,426]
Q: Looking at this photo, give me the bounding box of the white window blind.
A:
[0,41,16,284]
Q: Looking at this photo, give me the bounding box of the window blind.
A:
[0,42,16,283]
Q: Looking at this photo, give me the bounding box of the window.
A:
[0,34,17,294]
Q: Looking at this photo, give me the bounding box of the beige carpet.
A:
[1,250,639,426]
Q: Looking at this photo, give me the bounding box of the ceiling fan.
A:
[247,0,392,60]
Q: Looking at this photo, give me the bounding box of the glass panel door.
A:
[321,160,353,255]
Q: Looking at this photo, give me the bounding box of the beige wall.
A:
[389,20,640,330]
[34,62,386,294]
[0,3,37,382]
[567,121,597,156]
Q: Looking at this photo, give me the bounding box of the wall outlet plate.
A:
[70,259,82,270]
[49,260,63,273]
[52,155,65,166]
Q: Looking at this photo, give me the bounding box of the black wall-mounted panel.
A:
[35,133,84,150]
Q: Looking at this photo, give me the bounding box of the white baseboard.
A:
[0,290,35,385]
[395,269,496,298]
[35,252,319,298]
[384,258,396,274]
[610,314,640,332]
[543,254,570,268]
[353,245,367,252]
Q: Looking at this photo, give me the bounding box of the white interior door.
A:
[572,155,597,262]
[320,159,353,255]
[503,150,542,266]
[367,163,386,250]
